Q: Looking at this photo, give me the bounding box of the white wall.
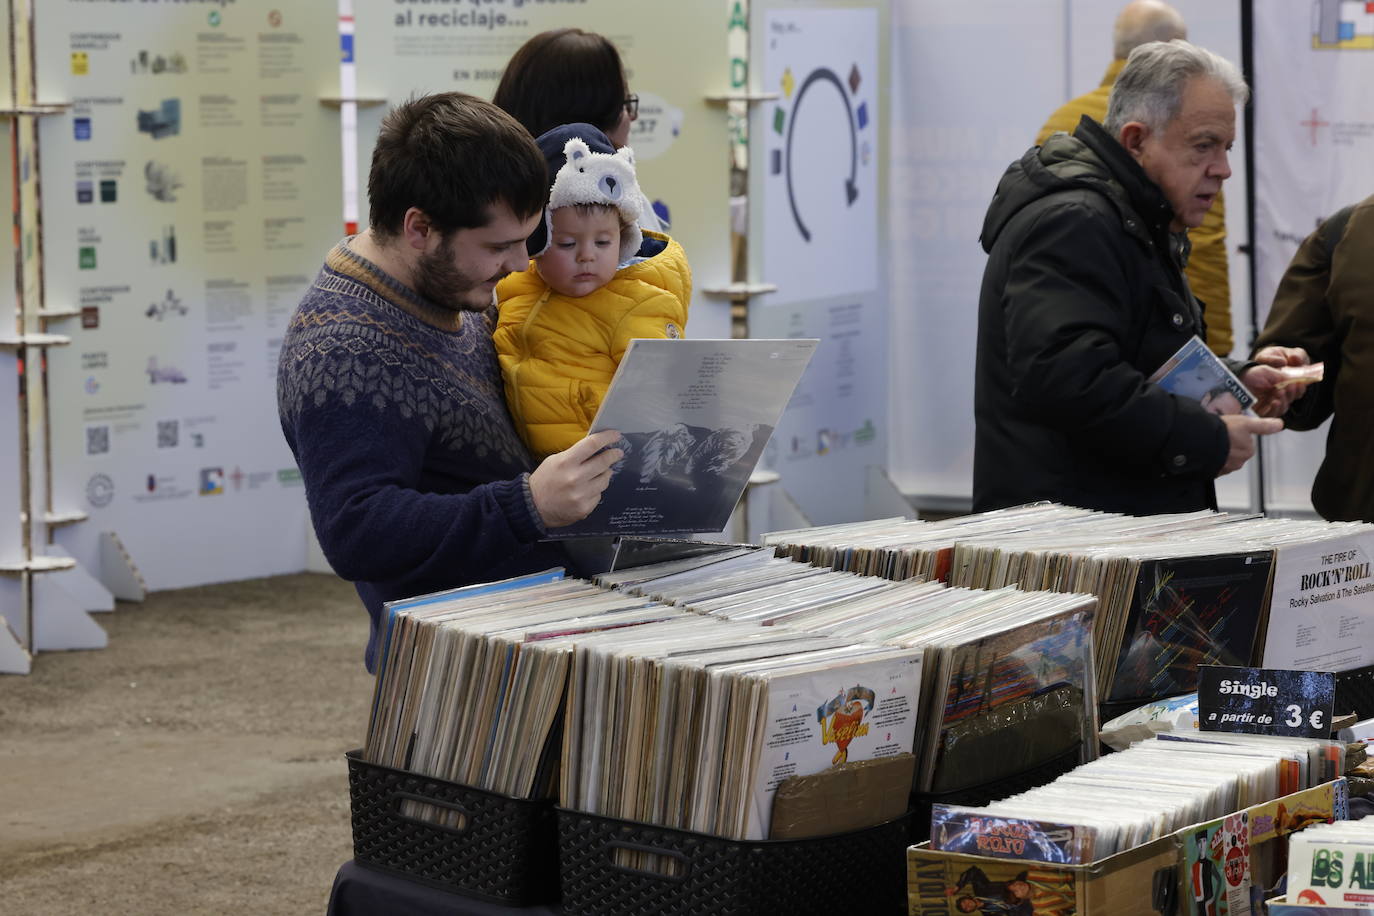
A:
[887,0,1255,511]
[887,0,1067,506]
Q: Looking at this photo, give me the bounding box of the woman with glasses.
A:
[494,28,663,230]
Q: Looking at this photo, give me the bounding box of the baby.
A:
[494,124,691,460]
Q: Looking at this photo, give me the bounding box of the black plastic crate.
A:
[345,750,559,906]
[556,808,912,916]
[1337,663,1374,720]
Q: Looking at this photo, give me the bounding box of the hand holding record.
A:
[530,429,624,528]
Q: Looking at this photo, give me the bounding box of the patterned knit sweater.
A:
[277,239,568,671]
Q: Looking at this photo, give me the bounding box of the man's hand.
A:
[1244,346,1312,417]
[1252,345,1310,369]
[1218,415,1284,476]
[529,430,624,528]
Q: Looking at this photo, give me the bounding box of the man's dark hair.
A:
[493,29,628,138]
[367,92,547,239]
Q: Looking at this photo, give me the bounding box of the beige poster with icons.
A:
[32,0,342,590]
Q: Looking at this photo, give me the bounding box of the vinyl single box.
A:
[908,779,1348,915]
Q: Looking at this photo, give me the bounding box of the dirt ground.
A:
[0,572,374,915]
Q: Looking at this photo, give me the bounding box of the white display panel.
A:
[887,0,1253,511]
[886,0,1066,505]
[0,119,20,581]
[34,0,341,589]
[748,0,889,529]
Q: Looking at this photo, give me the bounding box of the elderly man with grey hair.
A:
[973,40,1303,515]
[1036,2,1237,358]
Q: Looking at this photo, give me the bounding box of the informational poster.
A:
[758,7,878,302]
[1264,532,1374,673]
[33,0,341,589]
[748,2,887,529]
[351,1,732,339]
[1252,2,1374,514]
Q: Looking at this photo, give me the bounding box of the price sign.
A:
[1198,665,1335,738]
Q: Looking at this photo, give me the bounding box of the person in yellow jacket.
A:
[495,124,691,459]
[1036,0,1234,356]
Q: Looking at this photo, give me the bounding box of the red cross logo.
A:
[1300,108,1329,146]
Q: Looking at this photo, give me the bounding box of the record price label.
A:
[1197,665,1336,739]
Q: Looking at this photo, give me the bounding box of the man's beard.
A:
[412,238,503,312]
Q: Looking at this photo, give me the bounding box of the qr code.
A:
[86,425,110,456]
[157,419,179,449]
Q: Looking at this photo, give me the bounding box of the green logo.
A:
[79,246,96,269]
[277,468,302,486]
[853,419,876,444]
[207,10,221,26]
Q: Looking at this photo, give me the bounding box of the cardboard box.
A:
[770,752,915,840]
[908,779,1348,915]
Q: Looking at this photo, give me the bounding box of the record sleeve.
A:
[547,338,818,538]
[1106,552,1274,703]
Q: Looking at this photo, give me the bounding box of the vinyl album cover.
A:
[927,609,1095,793]
[907,849,1078,916]
[1182,812,1251,916]
[1149,335,1255,415]
[1107,552,1274,703]
[930,807,1094,865]
[549,339,818,538]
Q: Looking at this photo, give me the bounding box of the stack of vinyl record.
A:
[765,506,1374,708]
[930,732,1348,864]
[364,550,1102,839]
[609,549,1098,795]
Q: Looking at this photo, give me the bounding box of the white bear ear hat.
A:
[527,123,644,264]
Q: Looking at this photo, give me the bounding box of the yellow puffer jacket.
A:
[1037,59,1234,356]
[494,231,691,459]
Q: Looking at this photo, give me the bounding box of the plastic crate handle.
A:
[605,839,692,883]
[392,790,473,836]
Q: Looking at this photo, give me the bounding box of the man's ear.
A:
[1118,121,1150,162]
[401,207,437,252]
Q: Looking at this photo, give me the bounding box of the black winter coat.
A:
[972,117,1230,515]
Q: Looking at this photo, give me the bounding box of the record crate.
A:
[556,807,914,916]
[344,750,559,906]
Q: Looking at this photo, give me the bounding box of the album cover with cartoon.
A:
[907,850,1079,916]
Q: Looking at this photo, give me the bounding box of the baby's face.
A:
[537,206,621,298]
